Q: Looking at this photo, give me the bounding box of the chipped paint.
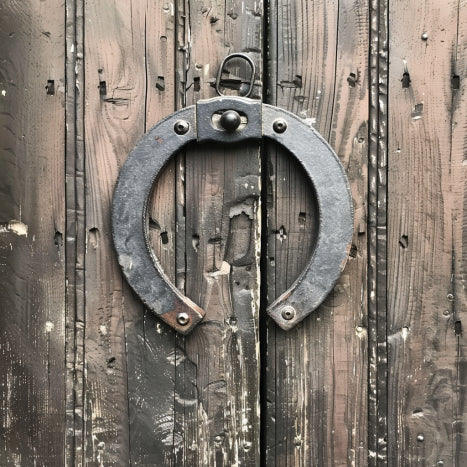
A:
[0,220,28,237]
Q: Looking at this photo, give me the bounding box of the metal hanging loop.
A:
[112,96,353,335]
[215,53,256,97]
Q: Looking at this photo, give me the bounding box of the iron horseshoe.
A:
[112,96,353,334]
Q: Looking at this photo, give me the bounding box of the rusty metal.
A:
[215,53,256,97]
[112,96,353,334]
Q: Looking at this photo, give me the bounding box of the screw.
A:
[417,434,424,442]
[273,118,287,133]
[447,293,454,302]
[219,110,241,132]
[443,310,450,316]
[421,32,428,41]
[177,312,190,326]
[281,305,296,320]
[174,120,190,135]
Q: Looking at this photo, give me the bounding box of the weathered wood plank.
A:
[83,1,149,464]
[387,0,467,465]
[265,0,369,464]
[0,1,66,464]
[148,0,263,463]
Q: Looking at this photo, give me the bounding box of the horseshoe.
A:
[112,96,353,334]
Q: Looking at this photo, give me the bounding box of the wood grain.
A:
[264,0,369,464]
[387,0,467,464]
[0,1,66,464]
[83,1,148,464]
[145,0,264,464]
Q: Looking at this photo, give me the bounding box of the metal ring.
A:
[215,53,256,98]
[112,97,353,334]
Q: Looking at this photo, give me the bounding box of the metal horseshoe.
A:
[112,96,353,335]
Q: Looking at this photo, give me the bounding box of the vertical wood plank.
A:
[83,1,148,464]
[148,0,264,463]
[265,0,369,464]
[0,1,66,464]
[387,0,467,464]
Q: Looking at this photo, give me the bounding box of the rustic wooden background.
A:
[0,0,466,465]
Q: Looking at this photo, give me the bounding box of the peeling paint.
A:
[0,220,28,237]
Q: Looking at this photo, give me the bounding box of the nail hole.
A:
[347,72,357,87]
[293,75,302,88]
[98,80,107,96]
[160,231,169,244]
[149,217,160,230]
[399,235,408,248]
[156,76,165,91]
[192,234,199,251]
[298,212,306,226]
[54,231,63,248]
[46,79,55,95]
[401,72,411,88]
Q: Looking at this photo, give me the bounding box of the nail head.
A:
[174,120,190,135]
[219,110,241,132]
[273,118,287,133]
[177,312,190,326]
[281,305,296,320]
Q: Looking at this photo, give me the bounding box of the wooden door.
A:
[1,0,466,466]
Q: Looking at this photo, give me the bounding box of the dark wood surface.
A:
[264,0,370,464]
[1,0,467,465]
[0,1,66,464]
[387,1,467,465]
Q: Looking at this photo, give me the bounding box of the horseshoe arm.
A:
[112,107,204,335]
[263,105,354,330]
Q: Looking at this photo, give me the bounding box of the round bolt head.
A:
[219,110,242,132]
[421,32,428,41]
[177,312,190,326]
[174,120,190,135]
[281,305,296,320]
[273,118,287,133]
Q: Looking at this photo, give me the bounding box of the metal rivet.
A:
[447,293,454,301]
[177,312,190,326]
[219,110,241,132]
[174,120,190,135]
[417,434,424,442]
[273,118,287,133]
[281,306,296,320]
[421,32,428,41]
[443,309,450,316]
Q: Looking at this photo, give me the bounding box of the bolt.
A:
[177,312,190,326]
[273,118,287,133]
[417,434,424,442]
[421,32,428,41]
[281,305,296,320]
[174,120,190,135]
[219,110,241,132]
[447,293,454,302]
